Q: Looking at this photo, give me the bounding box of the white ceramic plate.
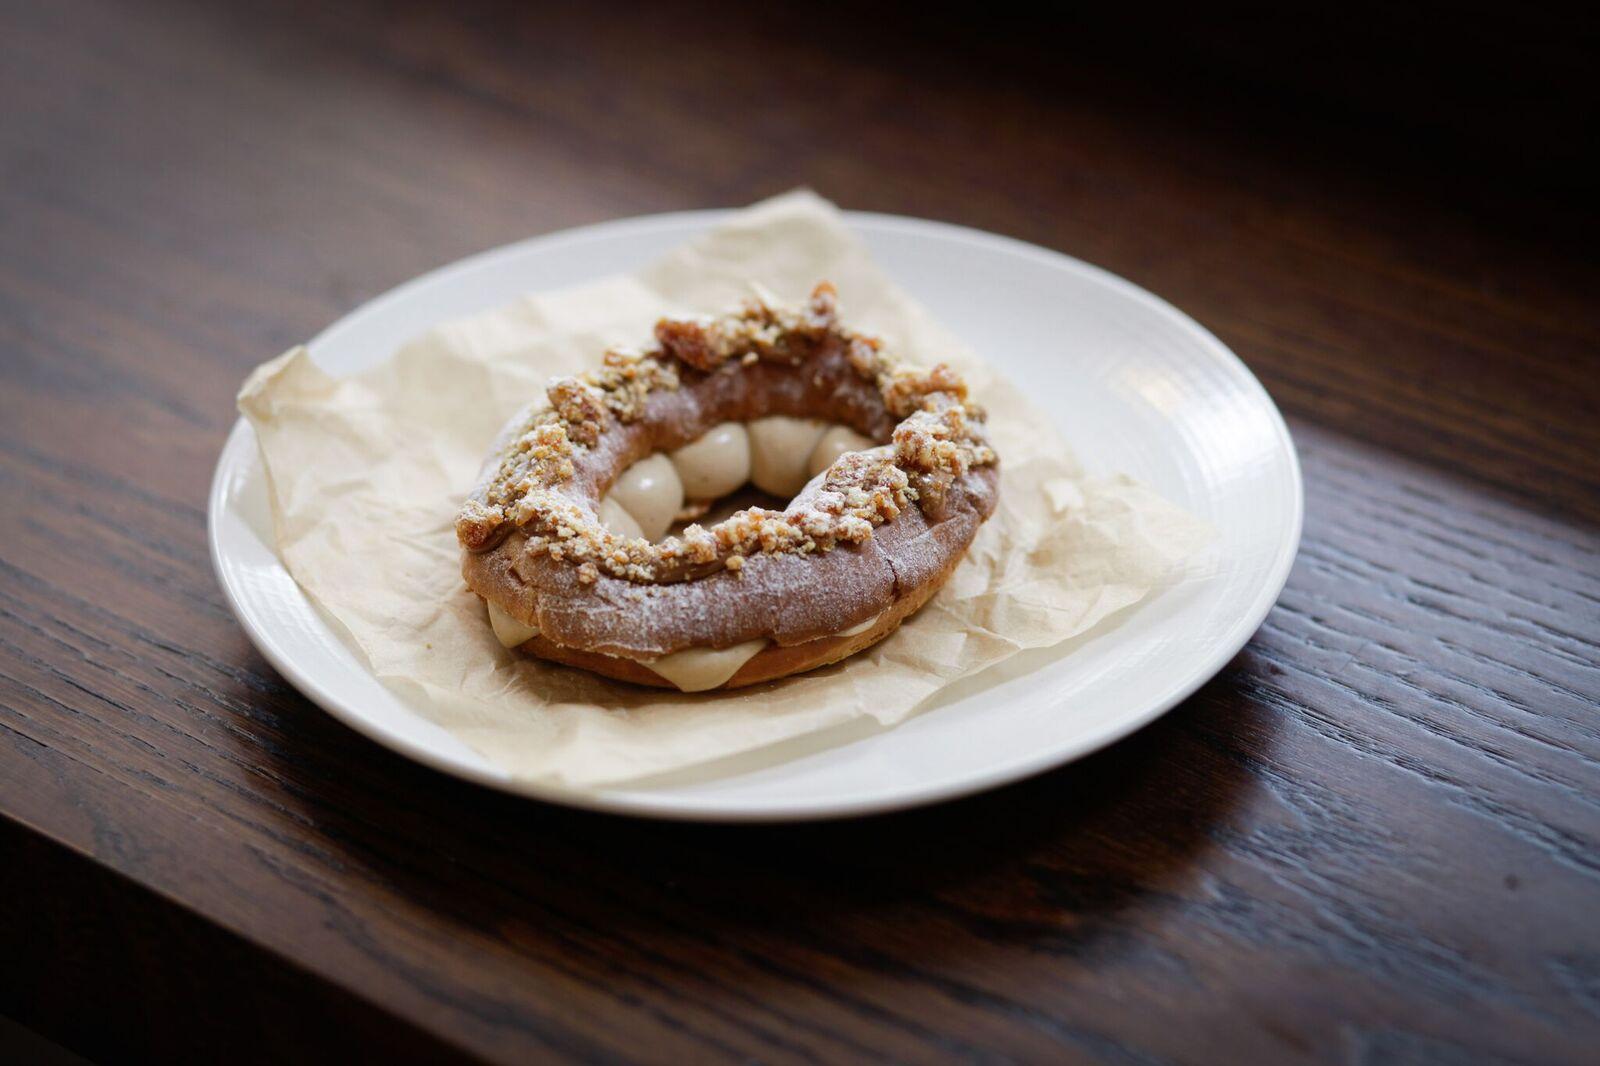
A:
[209,210,1301,822]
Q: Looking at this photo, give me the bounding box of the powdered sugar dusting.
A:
[458,283,997,588]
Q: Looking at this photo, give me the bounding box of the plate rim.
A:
[207,208,1303,822]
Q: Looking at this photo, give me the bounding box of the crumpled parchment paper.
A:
[238,191,1210,786]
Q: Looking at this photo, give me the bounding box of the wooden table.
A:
[3,1,1596,1061]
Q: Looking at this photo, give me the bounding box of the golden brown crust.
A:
[457,282,1000,688]
[463,463,996,660]
[509,542,961,689]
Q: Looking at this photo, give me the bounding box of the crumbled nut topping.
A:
[589,347,681,423]
[654,283,838,370]
[545,377,609,446]
[455,350,677,549]
[893,403,994,477]
[457,282,997,583]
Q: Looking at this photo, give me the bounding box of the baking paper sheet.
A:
[239,191,1210,786]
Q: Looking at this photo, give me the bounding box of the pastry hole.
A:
[665,486,788,540]
[600,419,876,543]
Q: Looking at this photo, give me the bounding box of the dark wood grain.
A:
[2,0,1597,1062]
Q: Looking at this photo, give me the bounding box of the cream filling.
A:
[747,415,829,497]
[606,420,876,542]
[807,425,875,478]
[834,612,880,638]
[640,613,878,690]
[486,600,539,648]
[642,639,767,692]
[505,425,887,670]
[669,420,751,499]
[488,599,877,678]
[608,453,683,541]
[597,496,644,540]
